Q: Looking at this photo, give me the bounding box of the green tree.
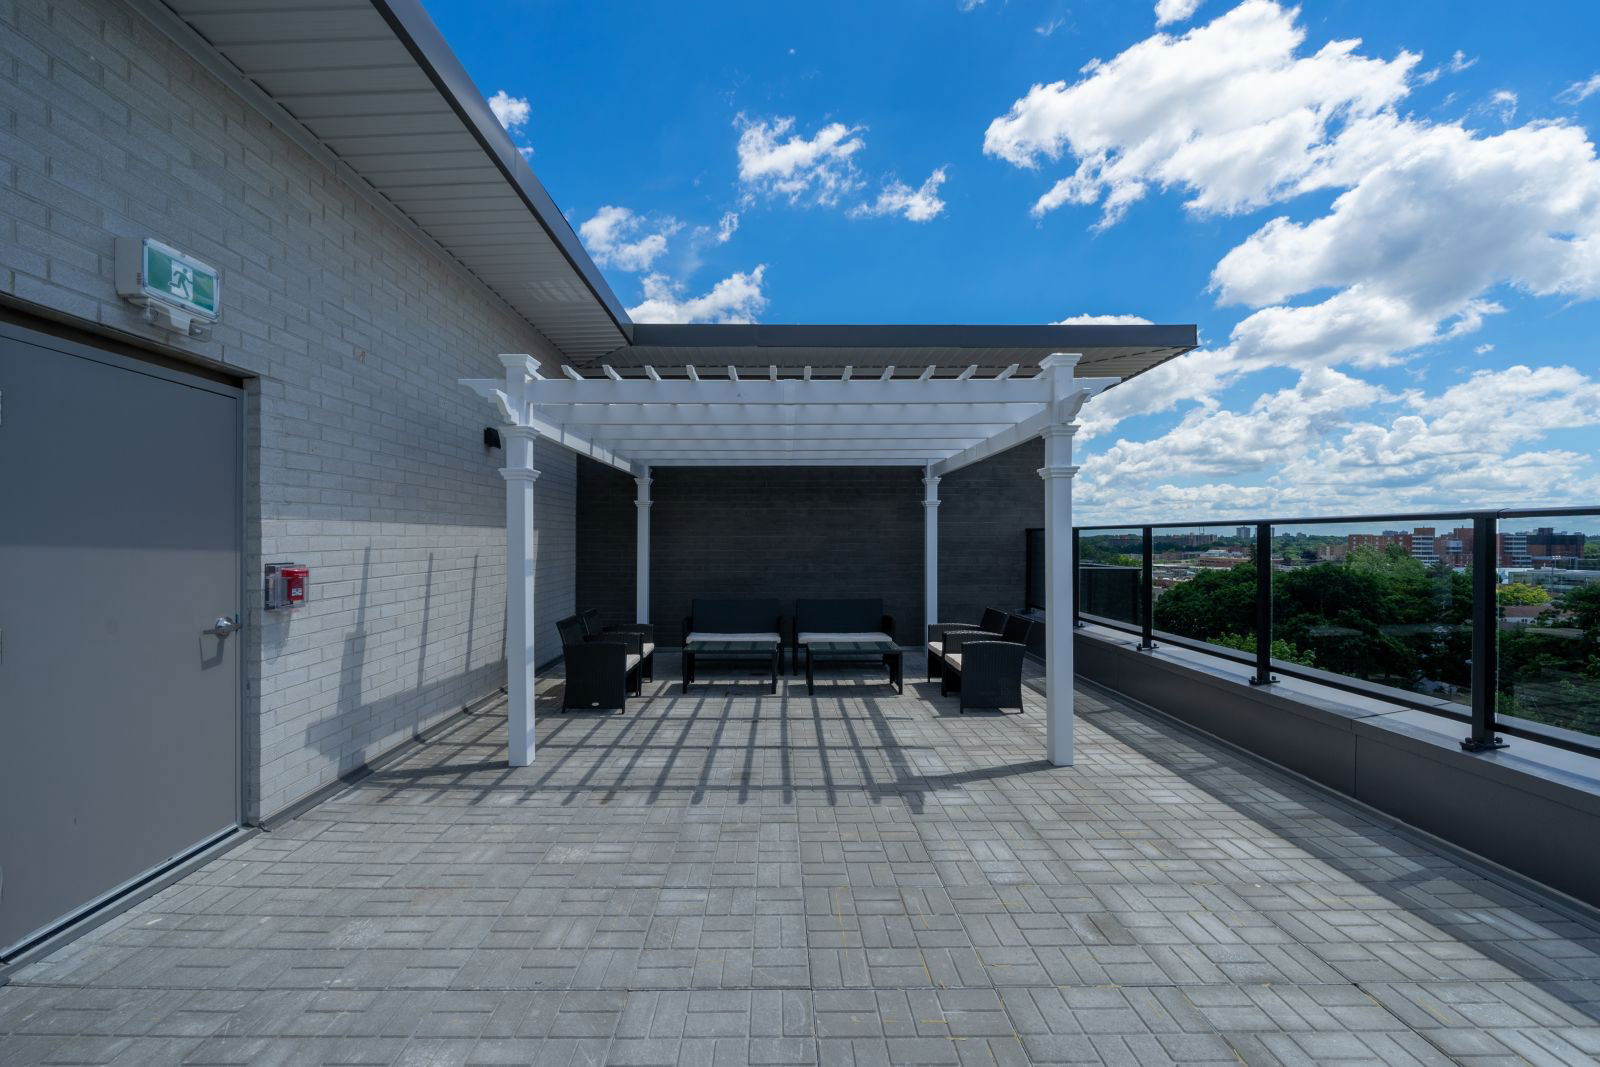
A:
[1497,582,1551,606]
[1152,563,1255,640]
[1561,582,1600,633]
[1209,631,1316,667]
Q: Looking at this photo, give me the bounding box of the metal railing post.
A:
[1249,521,1275,685]
[1463,512,1507,751]
[1138,525,1156,650]
[1071,528,1083,628]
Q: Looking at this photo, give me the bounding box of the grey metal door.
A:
[0,329,241,956]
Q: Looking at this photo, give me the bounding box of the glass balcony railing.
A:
[1269,518,1473,710]
[1077,527,1144,628]
[1145,524,1260,659]
[1054,508,1600,758]
[1495,513,1600,743]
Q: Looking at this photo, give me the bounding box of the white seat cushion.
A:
[641,641,655,658]
[799,631,894,645]
[943,653,962,671]
[686,631,780,644]
[626,653,641,670]
[926,640,943,655]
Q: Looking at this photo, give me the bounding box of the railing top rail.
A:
[1075,504,1600,532]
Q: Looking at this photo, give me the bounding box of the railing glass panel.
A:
[1263,518,1474,707]
[1077,527,1144,628]
[1496,514,1600,740]
[1139,524,1261,656]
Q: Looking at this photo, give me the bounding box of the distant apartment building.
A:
[1524,527,1587,563]
[1348,530,1414,555]
[1344,525,1586,569]
[1411,527,1439,565]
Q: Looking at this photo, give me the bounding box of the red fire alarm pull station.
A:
[265,563,310,611]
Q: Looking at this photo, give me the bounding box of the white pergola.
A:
[463,352,1116,770]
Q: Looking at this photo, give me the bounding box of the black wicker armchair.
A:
[580,608,655,681]
[949,640,1028,714]
[933,617,1035,713]
[556,614,643,712]
[926,608,1023,681]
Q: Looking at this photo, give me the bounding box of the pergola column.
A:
[635,467,652,624]
[1038,354,1082,767]
[923,468,941,638]
[500,423,541,768]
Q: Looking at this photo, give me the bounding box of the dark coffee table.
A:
[802,639,903,695]
[682,637,781,694]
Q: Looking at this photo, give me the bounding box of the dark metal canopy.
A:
[595,322,1200,382]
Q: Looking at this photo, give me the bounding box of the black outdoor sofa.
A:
[927,609,1036,713]
[682,597,785,688]
[554,612,653,712]
[791,597,895,673]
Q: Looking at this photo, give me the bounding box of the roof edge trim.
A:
[627,323,1200,351]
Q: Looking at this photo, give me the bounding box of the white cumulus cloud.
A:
[1055,313,1155,325]
[983,0,1418,223]
[1212,116,1600,373]
[736,115,866,206]
[488,90,530,130]
[628,267,769,324]
[1076,364,1600,521]
[578,206,681,272]
[850,168,948,222]
[987,1,1600,520]
[1154,0,1203,27]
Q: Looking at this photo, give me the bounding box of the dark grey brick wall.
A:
[576,438,1044,646]
[939,437,1044,630]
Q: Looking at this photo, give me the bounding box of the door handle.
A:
[207,616,239,637]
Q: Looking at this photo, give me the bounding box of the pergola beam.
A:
[627,454,947,463]
[584,424,1004,443]
[628,457,933,467]
[538,378,1051,406]
[546,403,1043,428]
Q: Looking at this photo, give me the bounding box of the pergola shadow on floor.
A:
[4,666,1600,1066]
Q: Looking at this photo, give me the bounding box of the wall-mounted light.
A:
[484,427,503,450]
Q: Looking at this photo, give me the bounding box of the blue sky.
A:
[428,0,1600,524]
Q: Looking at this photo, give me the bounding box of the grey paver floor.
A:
[4,656,1600,1065]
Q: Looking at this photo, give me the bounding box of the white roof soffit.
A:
[462,351,1162,478]
[144,0,632,360]
[597,322,1199,383]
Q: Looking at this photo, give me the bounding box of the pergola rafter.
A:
[464,353,1110,771]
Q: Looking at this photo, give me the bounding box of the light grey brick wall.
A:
[2,0,579,820]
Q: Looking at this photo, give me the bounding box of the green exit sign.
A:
[115,237,219,321]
